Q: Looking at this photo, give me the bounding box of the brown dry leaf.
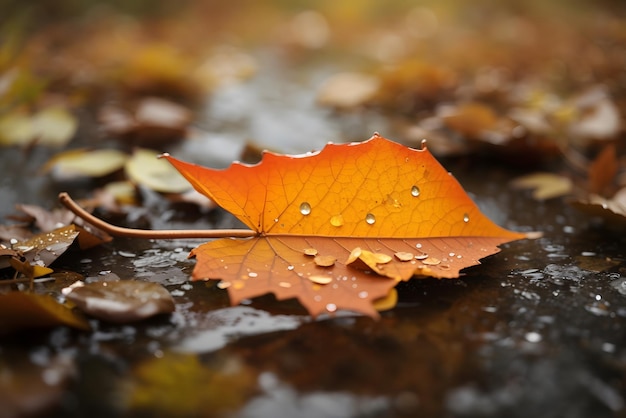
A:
[100,97,192,145]
[510,172,573,200]
[571,187,626,226]
[13,204,112,250]
[64,280,175,323]
[13,204,75,233]
[13,225,80,267]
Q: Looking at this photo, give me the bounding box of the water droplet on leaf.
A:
[358,291,369,299]
[300,202,311,215]
[395,251,414,261]
[365,213,376,224]
[309,275,333,285]
[303,248,318,256]
[422,257,441,265]
[314,255,336,267]
[463,213,470,223]
[411,185,420,197]
[326,303,337,313]
[330,214,344,227]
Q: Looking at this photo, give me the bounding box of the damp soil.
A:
[1,46,626,418]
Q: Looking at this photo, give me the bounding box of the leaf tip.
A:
[523,231,543,240]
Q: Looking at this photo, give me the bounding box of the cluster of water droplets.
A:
[296,183,471,227]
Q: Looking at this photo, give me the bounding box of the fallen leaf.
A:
[10,206,110,250]
[0,246,21,270]
[14,225,80,267]
[9,257,54,279]
[569,87,621,140]
[0,292,91,333]
[64,280,175,323]
[14,203,75,232]
[571,187,626,226]
[99,98,192,145]
[0,107,77,147]
[163,134,526,317]
[510,172,573,200]
[43,148,129,180]
[126,148,191,193]
[441,102,498,139]
[316,72,380,109]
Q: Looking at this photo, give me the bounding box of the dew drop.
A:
[287,265,295,271]
[330,214,344,227]
[217,281,231,289]
[303,248,318,256]
[300,202,311,215]
[309,275,333,285]
[326,303,337,313]
[415,243,422,249]
[463,213,470,223]
[248,272,258,278]
[411,185,420,197]
[279,282,292,288]
[365,213,376,225]
[358,291,369,299]
[422,257,441,265]
[395,251,414,261]
[274,218,279,223]
[314,295,322,302]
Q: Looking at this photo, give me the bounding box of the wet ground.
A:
[2,29,626,418]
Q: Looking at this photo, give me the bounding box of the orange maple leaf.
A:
[163,134,527,317]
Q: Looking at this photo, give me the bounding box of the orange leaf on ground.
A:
[163,134,527,317]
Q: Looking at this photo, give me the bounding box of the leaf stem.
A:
[58,192,257,239]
